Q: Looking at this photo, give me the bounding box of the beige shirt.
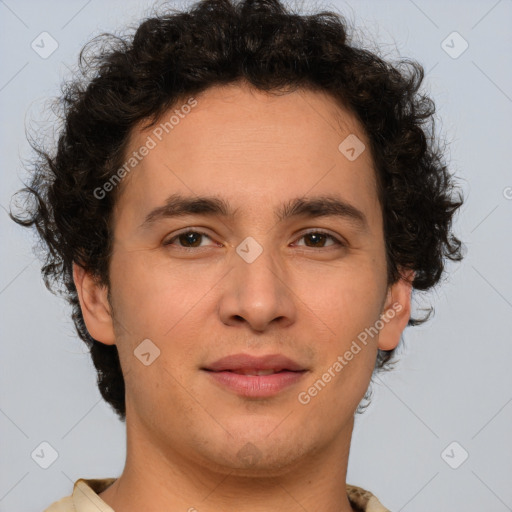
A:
[44,478,391,511]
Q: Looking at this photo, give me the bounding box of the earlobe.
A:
[72,262,116,345]
[377,269,414,351]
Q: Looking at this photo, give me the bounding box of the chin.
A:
[194,434,312,477]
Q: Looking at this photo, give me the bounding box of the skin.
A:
[73,81,413,512]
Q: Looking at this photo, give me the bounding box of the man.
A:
[11,0,463,510]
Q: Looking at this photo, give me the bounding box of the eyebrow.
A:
[139,193,368,231]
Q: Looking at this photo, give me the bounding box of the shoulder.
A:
[44,478,116,512]
[44,495,73,512]
[346,483,392,512]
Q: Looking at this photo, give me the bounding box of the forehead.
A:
[114,82,380,230]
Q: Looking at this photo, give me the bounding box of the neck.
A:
[99,416,357,512]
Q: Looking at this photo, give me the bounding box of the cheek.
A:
[108,249,225,390]
[109,252,210,413]
[109,248,218,336]
[292,260,385,405]
[293,258,387,336]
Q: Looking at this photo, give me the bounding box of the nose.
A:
[218,243,297,333]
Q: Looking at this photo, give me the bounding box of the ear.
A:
[72,262,116,345]
[377,268,414,351]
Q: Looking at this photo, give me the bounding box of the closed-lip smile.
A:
[202,353,308,398]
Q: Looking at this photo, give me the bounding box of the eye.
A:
[293,230,345,249]
[163,230,217,249]
[163,229,345,251]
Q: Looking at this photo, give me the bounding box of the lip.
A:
[201,353,308,398]
[202,353,305,372]
[204,370,307,398]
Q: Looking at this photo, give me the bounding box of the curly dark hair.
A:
[10,0,463,422]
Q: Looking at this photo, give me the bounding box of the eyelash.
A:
[163,229,346,250]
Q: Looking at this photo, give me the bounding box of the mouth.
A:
[205,368,303,376]
[201,354,308,398]
[202,369,307,398]
[202,352,306,373]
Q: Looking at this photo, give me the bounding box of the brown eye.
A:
[164,231,214,248]
[295,231,344,248]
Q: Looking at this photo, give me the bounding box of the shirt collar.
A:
[69,478,390,511]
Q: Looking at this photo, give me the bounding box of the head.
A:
[11,0,462,468]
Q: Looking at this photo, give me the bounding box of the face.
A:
[78,82,410,476]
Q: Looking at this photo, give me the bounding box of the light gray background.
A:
[1,0,511,511]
